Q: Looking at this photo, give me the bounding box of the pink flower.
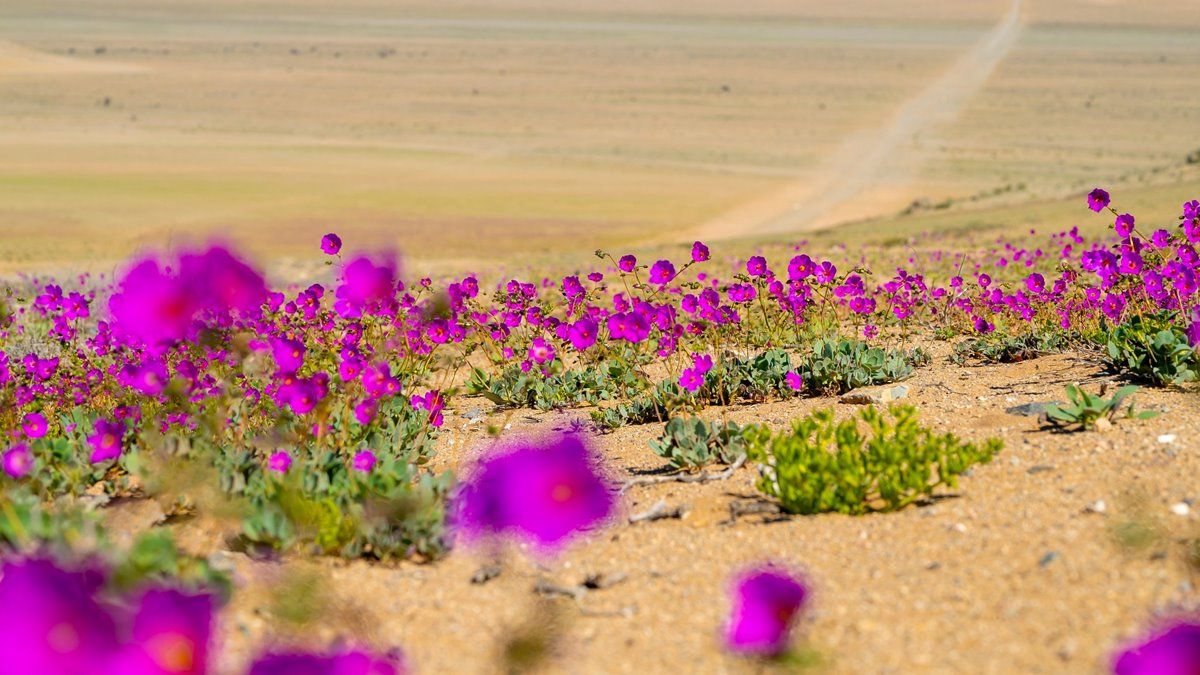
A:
[528,337,555,364]
[1113,621,1200,675]
[88,419,124,463]
[267,451,292,473]
[785,372,803,392]
[334,255,398,318]
[454,434,614,553]
[618,255,637,273]
[1088,187,1111,212]
[724,566,808,656]
[21,412,48,439]
[679,368,705,393]
[353,450,377,473]
[691,241,710,263]
[320,233,342,255]
[649,260,676,285]
[3,444,32,478]
[249,649,405,675]
[746,256,767,276]
[1114,213,1135,238]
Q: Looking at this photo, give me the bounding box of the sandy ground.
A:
[1,0,1197,268]
[101,342,1200,674]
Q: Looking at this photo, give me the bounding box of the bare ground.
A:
[103,343,1200,674]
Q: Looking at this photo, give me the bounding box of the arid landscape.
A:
[0,1,1199,674]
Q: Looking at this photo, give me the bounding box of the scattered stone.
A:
[1027,465,1055,475]
[1170,502,1191,517]
[471,564,502,585]
[925,561,941,571]
[1094,417,1113,432]
[1158,434,1178,444]
[1083,500,1107,515]
[582,572,628,590]
[628,499,688,524]
[839,384,910,405]
[1038,551,1060,568]
[534,580,586,601]
[1004,401,1061,417]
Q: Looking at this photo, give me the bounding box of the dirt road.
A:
[695,0,1024,240]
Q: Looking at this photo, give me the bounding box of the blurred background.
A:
[0,0,1197,272]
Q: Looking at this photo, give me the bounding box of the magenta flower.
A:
[785,372,803,392]
[1113,621,1200,675]
[271,337,306,374]
[746,256,767,277]
[1088,187,1111,212]
[0,558,118,674]
[568,318,598,352]
[3,444,32,478]
[691,241,710,263]
[353,450,377,473]
[454,434,615,553]
[679,368,705,393]
[528,337,555,364]
[88,419,125,463]
[108,259,200,347]
[617,255,637,273]
[334,256,398,318]
[649,260,676,285]
[249,649,405,675]
[181,246,268,319]
[115,588,214,675]
[21,412,48,439]
[268,450,292,473]
[320,233,343,256]
[725,566,808,656]
[410,390,445,428]
[1188,309,1200,347]
[1114,213,1136,238]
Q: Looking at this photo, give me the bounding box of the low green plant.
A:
[746,406,1001,515]
[704,349,795,403]
[590,380,692,430]
[794,338,928,394]
[952,331,1068,365]
[467,360,641,410]
[0,488,229,595]
[649,417,748,471]
[1043,383,1158,431]
[1105,311,1199,386]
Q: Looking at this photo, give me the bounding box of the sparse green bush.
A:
[794,339,927,395]
[952,331,1068,365]
[746,406,1000,515]
[467,360,641,410]
[1043,383,1157,431]
[1105,312,1198,386]
[649,417,748,471]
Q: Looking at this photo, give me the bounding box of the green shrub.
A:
[590,380,691,430]
[1105,312,1198,386]
[746,406,1001,515]
[1043,383,1157,432]
[467,360,641,410]
[704,349,795,403]
[952,331,1068,365]
[795,338,927,394]
[649,417,748,471]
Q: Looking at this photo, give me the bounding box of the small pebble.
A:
[1084,500,1107,514]
[1158,434,1177,444]
[1170,502,1190,517]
